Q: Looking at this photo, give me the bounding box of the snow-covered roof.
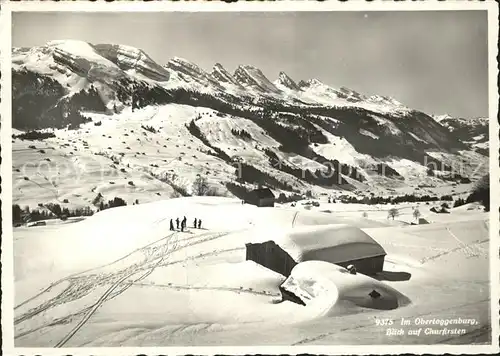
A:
[253,224,386,265]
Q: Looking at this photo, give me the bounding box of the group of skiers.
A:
[169,216,202,232]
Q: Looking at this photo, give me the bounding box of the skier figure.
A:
[194,218,198,228]
[182,216,187,229]
[197,219,202,229]
[175,217,180,230]
[169,219,174,231]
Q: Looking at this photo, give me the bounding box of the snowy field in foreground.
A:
[13,197,491,346]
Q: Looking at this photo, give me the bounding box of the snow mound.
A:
[281,261,410,317]
[451,202,483,212]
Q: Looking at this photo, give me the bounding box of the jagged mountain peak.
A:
[167,56,202,68]
[44,40,118,68]
[236,64,259,71]
[298,78,326,88]
[339,86,360,95]
[213,62,226,71]
[46,40,157,70]
[433,114,489,127]
[211,62,240,86]
[94,43,150,58]
[93,43,170,82]
[12,40,434,117]
[233,64,281,94]
[367,94,404,108]
[275,71,301,91]
[13,40,171,84]
[170,56,192,63]
[431,114,489,155]
[12,41,487,203]
[433,114,455,122]
[338,86,365,102]
[47,39,91,48]
[34,39,156,65]
[165,57,221,88]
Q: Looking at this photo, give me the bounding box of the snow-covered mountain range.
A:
[11,40,489,208]
[433,114,489,155]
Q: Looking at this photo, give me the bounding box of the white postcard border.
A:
[1,1,498,355]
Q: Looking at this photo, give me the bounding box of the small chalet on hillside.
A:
[245,188,275,207]
[245,224,387,277]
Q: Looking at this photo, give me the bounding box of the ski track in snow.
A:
[419,238,488,263]
[12,198,491,346]
[131,282,280,297]
[14,228,232,346]
[53,237,174,348]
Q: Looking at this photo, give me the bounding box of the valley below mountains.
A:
[11,40,489,210]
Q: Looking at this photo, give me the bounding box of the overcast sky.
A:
[13,11,488,118]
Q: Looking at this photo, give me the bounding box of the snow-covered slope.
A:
[211,63,244,89]
[13,197,491,346]
[165,57,222,89]
[233,65,282,95]
[275,71,301,91]
[433,114,489,154]
[11,40,489,211]
[298,79,348,105]
[296,78,410,114]
[12,40,169,115]
[433,115,488,136]
[12,39,476,121]
[93,43,170,82]
[13,41,118,96]
[12,103,487,214]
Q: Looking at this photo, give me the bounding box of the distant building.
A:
[246,224,386,276]
[245,187,275,207]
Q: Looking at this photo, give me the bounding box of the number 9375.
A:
[375,318,394,326]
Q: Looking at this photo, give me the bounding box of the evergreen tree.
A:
[12,204,22,224]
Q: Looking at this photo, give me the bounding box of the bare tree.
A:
[170,190,181,198]
[413,207,421,221]
[387,208,399,220]
[192,175,210,196]
[205,186,219,196]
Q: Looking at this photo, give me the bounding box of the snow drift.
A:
[280,261,411,317]
[13,196,491,346]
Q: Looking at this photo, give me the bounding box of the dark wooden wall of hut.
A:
[245,241,297,277]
